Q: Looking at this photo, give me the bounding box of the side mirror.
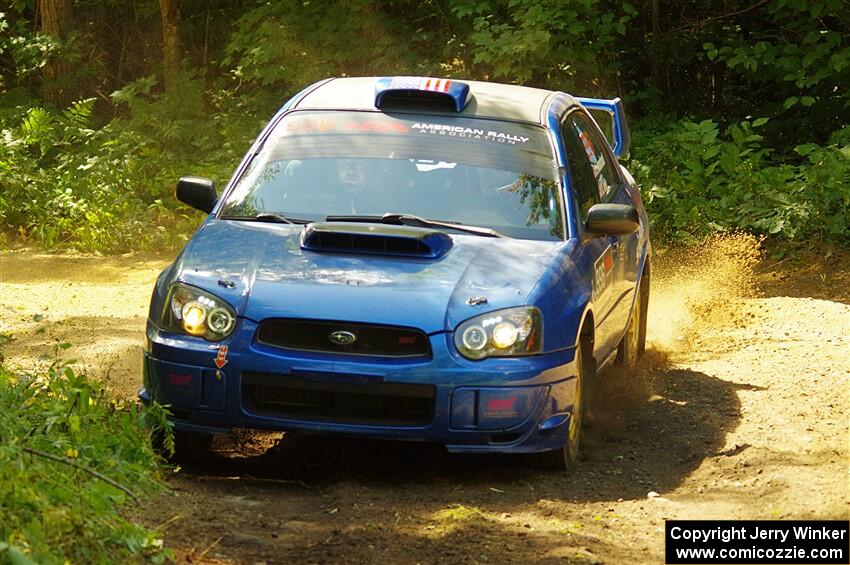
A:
[585,203,639,236]
[176,176,217,213]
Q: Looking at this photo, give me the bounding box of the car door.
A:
[561,112,620,360]
[561,112,614,359]
[575,109,640,342]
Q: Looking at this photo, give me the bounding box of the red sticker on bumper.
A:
[214,345,229,369]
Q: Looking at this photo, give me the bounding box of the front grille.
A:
[256,319,431,358]
[242,372,435,426]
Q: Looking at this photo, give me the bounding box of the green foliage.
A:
[108,71,241,197]
[0,76,226,251]
[631,119,850,242]
[0,97,159,251]
[0,358,172,563]
[703,1,848,95]
[223,0,434,111]
[629,0,848,147]
[450,0,634,88]
[1,18,58,81]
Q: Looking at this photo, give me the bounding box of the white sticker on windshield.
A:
[414,160,458,172]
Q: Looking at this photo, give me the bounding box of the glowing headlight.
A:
[454,306,542,360]
[491,321,519,348]
[181,302,207,334]
[162,283,237,341]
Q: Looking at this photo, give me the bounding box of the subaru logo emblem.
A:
[329,330,357,346]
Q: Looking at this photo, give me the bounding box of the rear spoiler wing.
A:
[576,97,630,159]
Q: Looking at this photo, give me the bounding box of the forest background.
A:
[0,0,847,251]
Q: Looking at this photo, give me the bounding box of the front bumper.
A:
[140,319,579,454]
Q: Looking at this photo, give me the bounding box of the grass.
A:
[0,357,172,564]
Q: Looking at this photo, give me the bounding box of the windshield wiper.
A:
[325,213,506,238]
[221,213,310,225]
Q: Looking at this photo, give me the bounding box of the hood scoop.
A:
[301,222,453,259]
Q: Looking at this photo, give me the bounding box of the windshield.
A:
[220,111,563,240]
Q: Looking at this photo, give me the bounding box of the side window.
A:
[561,118,598,220]
[566,113,619,203]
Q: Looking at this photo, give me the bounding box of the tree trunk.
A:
[39,0,72,106]
[648,0,663,98]
[159,0,181,92]
[651,0,662,36]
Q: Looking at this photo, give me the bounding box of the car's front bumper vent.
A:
[242,372,436,426]
[256,318,431,358]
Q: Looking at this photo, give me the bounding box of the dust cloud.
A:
[647,232,762,356]
[594,232,764,414]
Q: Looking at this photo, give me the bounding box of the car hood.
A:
[175,220,564,334]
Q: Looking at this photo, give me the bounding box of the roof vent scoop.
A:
[375,77,471,112]
[301,222,453,259]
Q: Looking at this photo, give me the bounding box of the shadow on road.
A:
[173,348,759,504]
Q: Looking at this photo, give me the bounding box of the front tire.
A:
[532,341,587,471]
[171,430,213,464]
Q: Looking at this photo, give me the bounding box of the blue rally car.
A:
[140,76,651,470]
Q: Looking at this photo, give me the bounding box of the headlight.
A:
[454,306,542,360]
[161,283,237,341]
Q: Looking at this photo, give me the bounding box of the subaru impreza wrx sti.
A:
[140,76,651,470]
